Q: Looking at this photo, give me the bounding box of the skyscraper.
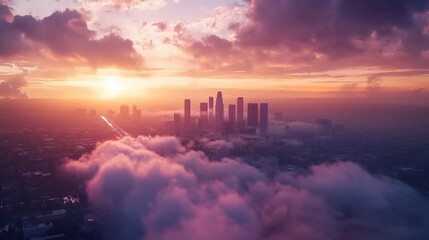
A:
[119,104,130,119]
[247,103,258,127]
[174,113,181,136]
[215,91,224,131]
[132,105,141,119]
[200,102,208,129]
[208,96,214,126]
[132,105,137,115]
[184,99,191,128]
[237,97,244,130]
[260,103,269,131]
[228,104,236,126]
[209,97,214,109]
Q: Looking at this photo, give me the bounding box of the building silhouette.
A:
[215,91,224,131]
[209,96,214,126]
[184,99,191,129]
[119,105,129,119]
[260,103,269,131]
[237,97,244,130]
[174,113,181,136]
[199,102,208,129]
[228,104,236,127]
[247,103,258,127]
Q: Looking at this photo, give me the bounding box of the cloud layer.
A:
[182,0,429,73]
[65,136,429,240]
[0,4,142,69]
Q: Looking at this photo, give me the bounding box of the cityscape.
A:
[1,95,429,240]
[1,0,429,240]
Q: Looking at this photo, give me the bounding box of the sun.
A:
[103,77,123,98]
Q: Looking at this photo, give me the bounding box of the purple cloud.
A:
[0,5,142,68]
[0,73,27,98]
[64,135,429,240]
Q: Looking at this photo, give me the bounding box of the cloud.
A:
[153,21,168,32]
[0,73,27,98]
[0,5,142,69]
[366,75,384,94]
[0,3,12,21]
[64,135,429,240]
[238,0,429,59]
[180,0,429,74]
[81,0,168,10]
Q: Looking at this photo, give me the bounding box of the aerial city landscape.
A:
[1,0,429,240]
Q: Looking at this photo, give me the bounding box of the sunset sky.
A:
[0,0,428,100]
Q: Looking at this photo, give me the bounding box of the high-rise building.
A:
[200,102,208,129]
[247,103,258,127]
[209,97,214,109]
[215,91,224,131]
[237,97,244,130]
[174,113,181,136]
[132,105,141,119]
[237,97,244,121]
[184,99,191,128]
[208,96,214,126]
[260,103,269,131]
[134,109,142,119]
[228,104,236,126]
[119,104,130,119]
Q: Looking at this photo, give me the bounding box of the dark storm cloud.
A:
[0,73,27,98]
[238,0,429,59]
[0,4,142,68]
[65,136,429,240]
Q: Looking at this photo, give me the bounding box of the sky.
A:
[0,0,429,101]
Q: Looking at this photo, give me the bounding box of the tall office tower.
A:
[200,102,208,129]
[209,97,214,109]
[208,96,214,126]
[237,97,244,130]
[260,103,269,131]
[247,103,258,127]
[119,104,130,119]
[184,99,191,128]
[237,97,244,121]
[274,112,283,121]
[215,91,224,131]
[174,113,181,136]
[134,109,142,119]
[132,105,141,119]
[228,104,236,126]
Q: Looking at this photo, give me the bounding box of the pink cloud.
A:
[64,135,429,240]
[0,5,142,69]
[179,0,429,75]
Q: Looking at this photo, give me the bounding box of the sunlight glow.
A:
[103,77,123,98]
